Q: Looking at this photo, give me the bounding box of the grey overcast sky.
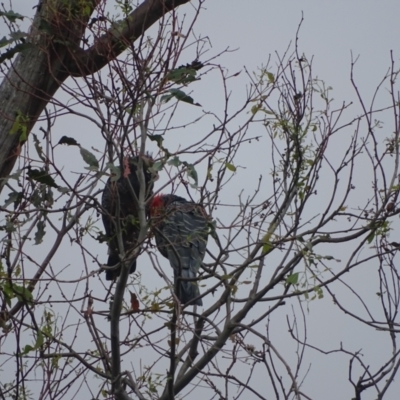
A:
[3,1,400,399]
[200,4,400,399]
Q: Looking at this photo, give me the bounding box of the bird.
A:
[101,154,155,281]
[150,194,208,306]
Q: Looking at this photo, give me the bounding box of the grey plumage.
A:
[101,155,154,280]
[151,194,208,306]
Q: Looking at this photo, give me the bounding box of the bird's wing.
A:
[101,180,115,238]
[162,204,208,274]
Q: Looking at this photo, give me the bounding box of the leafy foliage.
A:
[0,3,399,400]
[161,88,201,106]
[0,10,24,23]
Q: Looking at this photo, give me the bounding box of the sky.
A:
[2,1,400,399]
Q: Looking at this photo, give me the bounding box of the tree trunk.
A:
[0,0,190,190]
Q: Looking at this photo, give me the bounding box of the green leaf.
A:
[32,133,46,162]
[34,220,46,245]
[80,146,99,170]
[366,231,375,244]
[151,161,164,172]
[262,242,272,254]
[266,72,275,83]
[160,93,172,103]
[286,273,299,285]
[51,354,61,369]
[0,42,33,64]
[35,330,44,348]
[166,67,197,84]
[2,282,13,306]
[21,330,44,355]
[8,169,22,181]
[231,285,238,295]
[0,30,28,48]
[251,105,260,115]
[207,166,213,180]
[166,61,203,84]
[314,286,324,299]
[29,189,41,207]
[105,163,120,182]
[4,220,16,233]
[168,156,181,167]
[9,111,29,142]
[161,89,201,106]
[44,187,54,207]
[225,162,236,172]
[58,136,79,146]
[12,284,33,303]
[27,168,58,188]
[148,134,164,147]
[184,163,198,186]
[3,191,23,209]
[21,345,34,355]
[0,10,24,22]
[391,185,400,192]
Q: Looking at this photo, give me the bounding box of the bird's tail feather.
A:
[177,268,202,306]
